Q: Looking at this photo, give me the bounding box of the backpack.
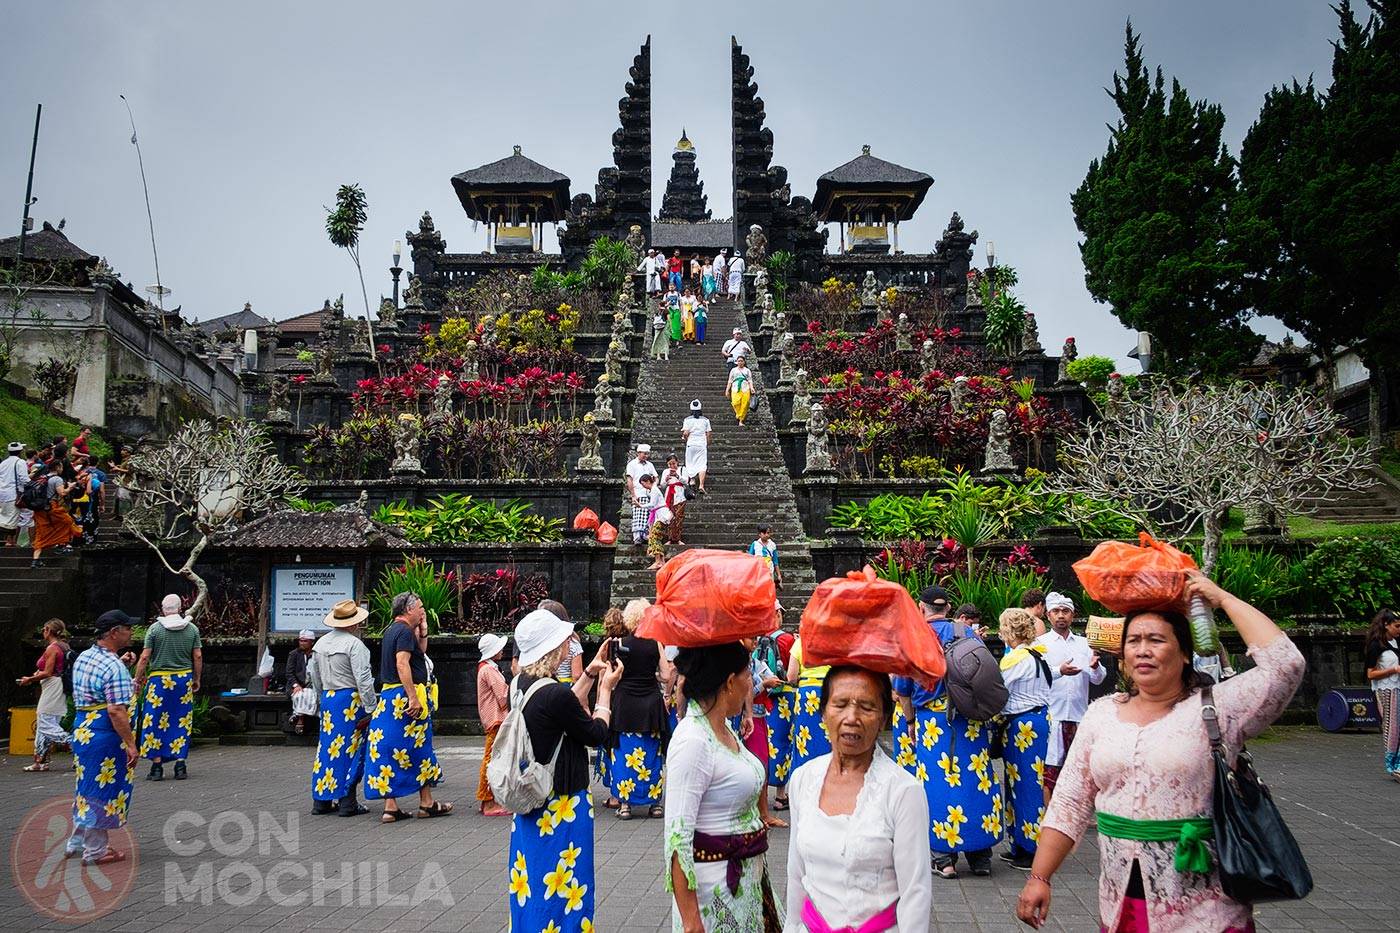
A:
[486,675,565,814]
[942,623,1008,722]
[753,634,782,682]
[20,477,52,511]
[60,644,77,697]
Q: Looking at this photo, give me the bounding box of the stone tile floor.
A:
[1,727,1396,931]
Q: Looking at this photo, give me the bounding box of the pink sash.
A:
[800,897,898,933]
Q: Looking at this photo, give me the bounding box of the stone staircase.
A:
[610,296,817,625]
[1300,466,1400,524]
[0,549,83,632]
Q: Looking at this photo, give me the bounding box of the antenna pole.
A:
[120,95,165,313]
[17,104,41,263]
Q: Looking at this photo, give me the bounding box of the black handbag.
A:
[1201,686,1314,903]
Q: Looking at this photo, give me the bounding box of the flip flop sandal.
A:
[604,798,621,810]
[85,849,126,866]
[764,816,789,829]
[934,865,959,880]
[617,804,633,820]
[381,810,413,823]
[417,802,454,818]
[648,805,664,819]
[23,763,50,772]
[771,797,789,811]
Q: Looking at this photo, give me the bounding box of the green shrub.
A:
[1301,535,1400,624]
[373,494,562,543]
[368,556,457,635]
[1186,542,1302,617]
[948,566,1048,622]
[0,389,111,459]
[1065,355,1117,388]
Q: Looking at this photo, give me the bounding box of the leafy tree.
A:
[1065,355,1118,388]
[768,250,795,313]
[580,236,634,292]
[1072,24,1259,378]
[1234,0,1400,446]
[325,183,378,366]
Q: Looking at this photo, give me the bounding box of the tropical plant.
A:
[457,567,551,633]
[1301,534,1400,623]
[947,565,1048,625]
[768,250,795,314]
[581,237,635,292]
[368,556,457,635]
[941,499,1001,573]
[324,183,378,364]
[1065,355,1117,388]
[288,497,337,513]
[1186,542,1302,618]
[373,494,562,543]
[979,265,1027,356]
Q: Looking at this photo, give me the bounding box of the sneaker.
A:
[173,761,187,780]
[311,800,337,816]
[998,850,1016,864]
[968,855,993,877]
[1009,853,1034,871]
[146,762,163,782]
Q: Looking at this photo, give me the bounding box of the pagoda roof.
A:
[650,219,734,253]
[813,146,933,220]
[0,221,96,262]
[196,304,273,335]
[451,146,571,223]
[275,301,336,337]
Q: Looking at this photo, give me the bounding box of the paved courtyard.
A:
[1,727,1397,932]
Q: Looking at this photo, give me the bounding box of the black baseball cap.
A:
[953,603,982,620]
[919,585,951,607]
[93,609,138,635]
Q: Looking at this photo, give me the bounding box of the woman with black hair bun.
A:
[1364,608,1400,779]
[664,642,781,931]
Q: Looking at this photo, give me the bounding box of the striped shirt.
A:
[71,644,134,708]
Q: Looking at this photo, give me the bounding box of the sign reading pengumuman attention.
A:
[270,565,356,632]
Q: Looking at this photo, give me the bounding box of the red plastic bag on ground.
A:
[595,521,618,545]
[636,549,777,647]
[799,566,946,687]
[1072,532,1198,615]
[573,508,600,531]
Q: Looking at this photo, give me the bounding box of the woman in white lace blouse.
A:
[785,666,932,933]
[1016,571,1305,932]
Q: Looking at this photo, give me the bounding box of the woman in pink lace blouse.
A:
[1015,570,1305,932]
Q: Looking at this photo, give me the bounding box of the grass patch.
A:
[1214,510,1400,542]
[0,388,110,458]
[1380,446,1400,482]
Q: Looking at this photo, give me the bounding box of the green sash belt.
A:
[1095,812,1214,874]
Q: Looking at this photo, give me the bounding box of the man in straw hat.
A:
[475,632,510,816]
[309,599,376,817]
[364,592,451,821]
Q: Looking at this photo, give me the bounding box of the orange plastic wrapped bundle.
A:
[595,521,618,545]
[635,549,777,647]
[1072,532,1198,614]
[573,508,600,531]
[799,566,947,688]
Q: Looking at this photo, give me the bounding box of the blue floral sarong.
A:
[789,681,831,773]
[72,706,133,829]
[999,706,1048,856]
[508,791,595,932]
[312,687,367,801]
[363,683,442,799]
[138,669,194,761]
[766,685,795,786]
[611,732,663,806]
[906,698,1000,854]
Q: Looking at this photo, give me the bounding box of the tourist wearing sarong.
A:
[365,593,451,821]
[508,609,620,933]
[67,610,138,865]
[667,287,684,342]
[666,643,781,931]
[682,400,711,495]
[1365,609,1400,779]
[310,600,377,816]
[19,618,72,771]
[476,632,510,816]
[894,585,998,879]
[786,666,932,933]
[702,260,716,300]
[727,357,754,426]
[995,608,1052,871]
[659,455,688,546]
[785,636,831,774]
[651,310,671,360]
[682,291,698,342]
[609,601,670,819]
[742,640,786,830]
[28,463,79,568]
[133,594,202,782]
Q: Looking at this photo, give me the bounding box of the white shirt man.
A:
[721,331,752,367]
[624,445,657,501]
[713,252,728,294]
[638,250,663,294]
[1034,591,1106,795]
[0,442,29,537]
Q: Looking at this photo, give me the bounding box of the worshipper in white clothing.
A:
[995,607,1053,871]
[640,248,664,295]
[624,443,659,547]
[1032,591,1105,803]
[713,250,729,298]
[727,253,746,300]
[681,400,712,495]
[785,667,931,932]
[721,329,752,368]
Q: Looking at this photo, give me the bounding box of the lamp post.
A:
[390,240,403,308]
[984,240,996,302]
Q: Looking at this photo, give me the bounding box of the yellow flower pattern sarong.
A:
[363,683,442,800]
[311,687,367,801]
[509,792,595,932]
[73,707,133,830]
[139,669,194,761]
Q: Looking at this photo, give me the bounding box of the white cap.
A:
[514,609,576,667]
[732,327,742,335]
[1045,591,1075,612]
[298,629,316,641]
[477,632,508,660]
[690,399,702,412]
[161,594,183,615]
[6,442,22,453]
[636,443,651,453]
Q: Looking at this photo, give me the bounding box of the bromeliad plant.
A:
[373,495,563,544]
[369,557,458,635]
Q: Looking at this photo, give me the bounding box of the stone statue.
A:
[391,415,423,474]
[791,368,812,423]
[1021,311,1042,354]
[982,409,1016,474]
[480,315,498,349]
[1104,373,1126,420]
[804,403,832,473]
[624,224,647,262]
[347,317,371,357]
[266,378,291,423]
[778,331,796,385]
[1057,336,1078,383]
[605,339,624,384]
[92,257,114,280]
[861,271,879,309]
[403,275,424,309]
[951,375,971,411]
[463,339,480,381]
[428,373,455,424]
[876,287,893,324]
[758,291,776,331]
[773,310,787,337]
[592,374,614,423]
[314,337,336,383]
[895,313,914,352]
[377,296,399,330]
[920,339,937,376]
[335,489,370,514]
[576,414,605,473]
[745,224,768,266]
[753,266,769,298]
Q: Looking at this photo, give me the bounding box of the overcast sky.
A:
[3,1,1343,366]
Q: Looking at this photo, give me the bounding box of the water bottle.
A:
[1188,594,1219,657]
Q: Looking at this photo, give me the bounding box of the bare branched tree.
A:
[0,262,60,383]
[124,421,303,618]
[1049,380,1376,574]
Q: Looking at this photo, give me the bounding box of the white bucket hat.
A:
[636,443,651,453]
[514,609,575,667]
[690,399,702,412]
[477,632,508,660]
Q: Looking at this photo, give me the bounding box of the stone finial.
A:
[377,296,399,329]
[951,374,970,411]
[861,144,871,156]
